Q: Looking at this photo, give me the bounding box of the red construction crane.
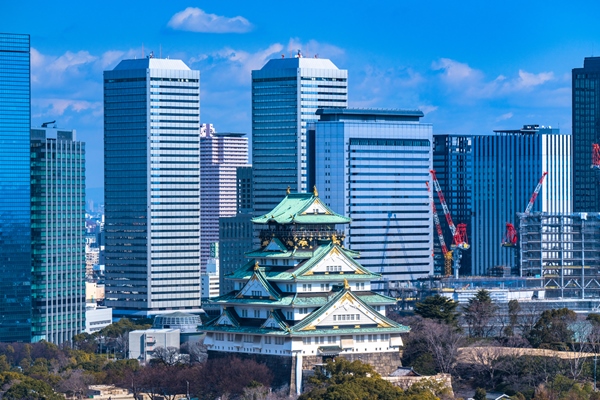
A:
[502,172,548,247]
[430,170,469,249]
[429,170,470,277]
[592,143,600,169]
[426,181,453,276]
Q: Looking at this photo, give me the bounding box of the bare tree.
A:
[56,369,93,399]
[152,346,186,366]
[465,341,505,387]
[181,339,207,364]
[421,319,465,374]
[566,322,592,380]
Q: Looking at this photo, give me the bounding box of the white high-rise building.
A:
[252,55,348,215]
[311,109,434,289]
[104,58,201,317]
[200,124,248,270]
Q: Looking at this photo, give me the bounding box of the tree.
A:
[463,289,498,337]
[56,369,93,399]
[527,308,577,349]
[3,375,64,400]
[504,299,521,337]
[414,295,460,327]
[421,319,464,374]
[197,356,273,399]
[300,358,403,400]
[473,387,487,400]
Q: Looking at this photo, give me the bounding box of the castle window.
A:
[241,309,248,317]
[275,337,285,345]
[251,290,261,297]
[227,334,235,341]
[254,310,261,318]
[243,335,253,343]
[264,336,272,344]
[215,333,224,341]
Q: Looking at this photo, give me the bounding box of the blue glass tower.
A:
[251,57,348,216]
[0,33,31,342]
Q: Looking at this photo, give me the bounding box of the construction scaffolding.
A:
[518,212,600,299]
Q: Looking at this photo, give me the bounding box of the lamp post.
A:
[186,380,190,400]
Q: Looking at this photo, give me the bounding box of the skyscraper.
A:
[31,127,86,344]
[311,108,434,288]
[252,56,348,215]
[0,33,31,342]
[219,166,254,295]
[572,57,600,212]
[432,135,472,275]
[200,123,248,270]
[434,125,571,276]
[104,58,202,317]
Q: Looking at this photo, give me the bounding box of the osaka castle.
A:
[203,189,410,394]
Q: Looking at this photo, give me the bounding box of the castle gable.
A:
[236,269,281,300]
[298,244,375,277]
[293,288,401,332]
[260,310,290,331]
[300,198,332,216]
[212,308,241,327]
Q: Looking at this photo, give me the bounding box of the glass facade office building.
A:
[31,128,86,344]
[252,57,347,216]
[310,109,434,288]
[0,33,31,342]
[104,58,202,316]
[433,126,571,276]
[572,57,600,212]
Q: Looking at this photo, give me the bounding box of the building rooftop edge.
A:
[316,108,424,117]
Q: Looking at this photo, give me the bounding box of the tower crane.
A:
[592,143,600,169]
[502,172,548,247]
[426,181,453,276]
[429,170,470,278]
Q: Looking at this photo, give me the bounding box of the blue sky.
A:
[2,1,600,197]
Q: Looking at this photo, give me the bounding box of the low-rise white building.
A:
[85,304,112,334]
[129,329,181,362]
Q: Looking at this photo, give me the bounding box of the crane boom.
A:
[426,181,453,276]
[502,171,547,247]
[430,170,469,249]
[427,182,448,254]
[524,172,548,215]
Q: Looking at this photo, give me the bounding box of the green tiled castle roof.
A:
[252,192,351,225]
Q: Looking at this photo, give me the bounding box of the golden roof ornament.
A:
[313,185,318,197]
[254,260,259,271]
[287,186,291,194]
[344,278,350,290]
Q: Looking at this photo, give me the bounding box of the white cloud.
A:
[419,105,438,115]
[285,38,345,60]
[496,112,514,121]
[513,70,554,89]
[168,7,252,33]
[432,58,482,84]
[33,98,102,118]
[190,43,284,85]
[432,58,557,100]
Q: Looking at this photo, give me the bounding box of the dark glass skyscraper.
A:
[0,33,31,342]
[572,57,600,212]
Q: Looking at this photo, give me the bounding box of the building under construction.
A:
[518,212,600,299]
